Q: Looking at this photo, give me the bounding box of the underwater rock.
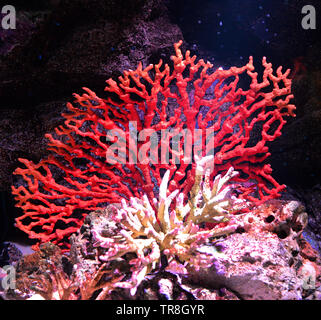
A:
[191,232,303,299]
[0,0,182,191]
[0,242,22,268]
[189,200,321,300]
[293,185,321,256]
[1,242,69,299]
[2,199,321,300]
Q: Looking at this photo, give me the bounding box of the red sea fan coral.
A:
[11,41,295,250]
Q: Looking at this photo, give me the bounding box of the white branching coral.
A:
[92,155,248,295]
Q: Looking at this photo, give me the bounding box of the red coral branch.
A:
[11,41,295,250]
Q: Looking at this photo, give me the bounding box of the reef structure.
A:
[11,41,295,250]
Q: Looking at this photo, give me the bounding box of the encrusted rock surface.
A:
[1,242,69,299]
[189,200,321,300]
[1,199,321,300]
[0,242,22,268]
[191,232,303,299]
[3,200,321,300]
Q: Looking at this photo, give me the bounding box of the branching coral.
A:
[92,156,245,295]
[11,41,295,249]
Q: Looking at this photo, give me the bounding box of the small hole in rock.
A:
[292,250,299,257]
[277,229,289,239]
[265,215,275,223]
[236,226,245,234]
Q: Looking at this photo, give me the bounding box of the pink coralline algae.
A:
[11,41,295,250]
